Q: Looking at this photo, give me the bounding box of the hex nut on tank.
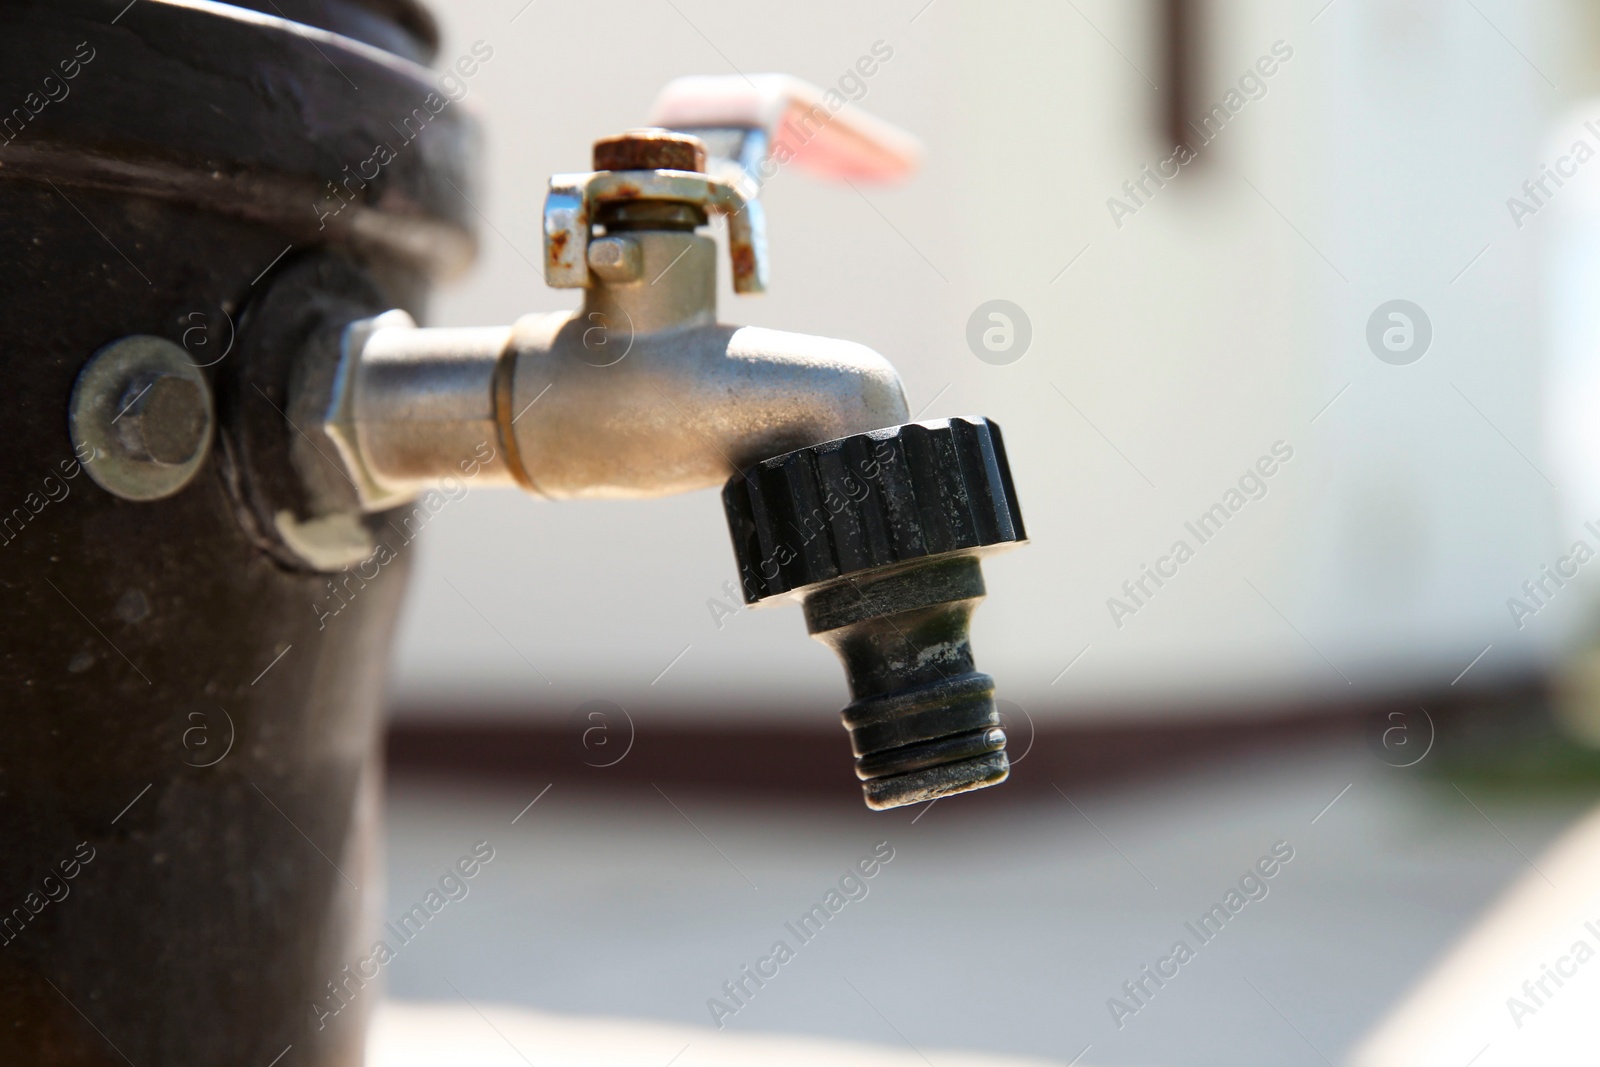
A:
[69,335,215,501]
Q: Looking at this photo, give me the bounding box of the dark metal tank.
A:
[0,1,474,1062]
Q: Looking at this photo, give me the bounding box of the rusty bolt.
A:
[593,128,707,174]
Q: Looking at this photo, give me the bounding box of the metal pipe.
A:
[331,229,909,506]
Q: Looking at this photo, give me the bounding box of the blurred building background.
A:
[373,1,1600,1065]
[390,0,1600,725]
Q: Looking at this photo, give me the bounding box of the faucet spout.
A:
[500,312,910,500]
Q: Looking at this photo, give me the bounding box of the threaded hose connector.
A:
[721,417,1026,810]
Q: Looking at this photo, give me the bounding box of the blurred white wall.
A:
[388,0,1589,723]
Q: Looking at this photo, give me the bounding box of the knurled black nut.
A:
[721,417,1027,604]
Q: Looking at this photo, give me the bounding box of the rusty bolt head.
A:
[593,128,707,174]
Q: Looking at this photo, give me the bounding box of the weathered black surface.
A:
[228,0,440,63]
[809,554,1011,808]
[0,2,472,1063]
[0,0,478,277]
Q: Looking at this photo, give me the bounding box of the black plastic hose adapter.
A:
[722,416,1027,809]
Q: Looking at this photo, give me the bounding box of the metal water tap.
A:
[290,76,1028,809]
[317,130,903,511]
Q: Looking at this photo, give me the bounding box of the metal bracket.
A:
[543,169,768,294]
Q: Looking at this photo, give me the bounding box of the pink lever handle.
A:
[648,73,923,185]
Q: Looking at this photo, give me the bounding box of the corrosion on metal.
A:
[593,128,708,173]
[543,169,766,293]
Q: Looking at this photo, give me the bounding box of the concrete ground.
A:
[377,737,1595,1066]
